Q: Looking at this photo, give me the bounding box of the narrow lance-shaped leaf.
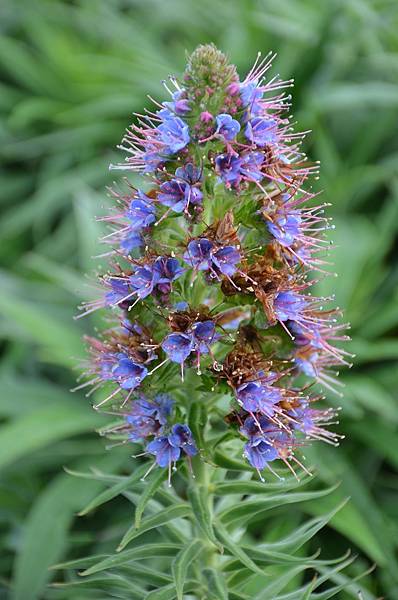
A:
[117,504,191,552]
[187,484,223,552]
[134,467,168,529]
[172,539,203,600]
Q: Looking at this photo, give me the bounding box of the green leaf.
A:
[187,484,223,552]
[348,420,398,469]
[214,476,310,495]
[172,539,203,600]
[0,281,81,367]
[0,405,103,471]
[81,544,182,577]
[218,485,337,527]
[203,567,228,600]
[134,467,167,528]
[188,402,207,456]
[78,464,149,516]
[213,450,253,471]
[260,500,348,553]
[11,459,114,600]
[214,521,264,576]
[144,581,199,600]
[117,504,191,552]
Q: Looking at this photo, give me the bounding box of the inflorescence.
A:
[75,44,351,484]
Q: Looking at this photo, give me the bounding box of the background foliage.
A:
[0,0,397,598]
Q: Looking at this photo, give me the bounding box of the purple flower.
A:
[105,279,131,307]
[245,117,278,146]
[267,212,302,247]
[99,353,119,380]
[170,423,197,456]
[191,320,219,354]
[162,320,219,365]
[239,151,264,181]
[146,436,181,467]
[157,109,190,154]
[175,163,202,185]
[129,257,184,300]
[146,423,197,467]
[215,113,241,141]
[153,256,185,294]
[163,90,190,115]
[129,265,156,299]
[183,239,214,271]
[274,291,309,322]
[240,414,272,441]
[127,191,156,231]
[183,238,240,277]
[126,415,159,441]
[211,246,241,277]
[215,152,264,186]
[295,354,318,378]
[158,179,203,213]
[240,81,263,116]
[125,394,174,441]
[215,154,242,186]
[143,150,164,173]
[161,332,194,363]
[130,394,174,425]
[120,231,143,254]
[244,438,278,470]
[290,322,324,350]
[112,354,148,390]
[236,376,281,416]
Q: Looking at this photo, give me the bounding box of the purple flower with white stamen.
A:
[129,256,184,300]
[105,279,132,307]
[183,239,213,271]
[146,435,181,467]
[157,109,190,154]
[163,90,190,115]
[267,212,302,247]
[274,291,309,322]
[175,163,202,185]
[239,151,264,182]
[112,354,148,390]
[215,154,242,186]
[170,423,198,456]
[236,378,281,416]
[120,231,143,254]
[244,438,278,470]
[146,422,197,467]
[295,353,318,378]
[153,256,185,294]
[240,81,263,116]
[161,332,194,364]
[143,150,164,173]
[183,238,240,277]
[289,401,340,444]
[125,394,174,440]
[129,265,157,299]
[215,113,241,141]
[127,191,156,231]
[245,116,278,146]
[158,179,203,213]
[191,320,219,354]
[240,414,273,441]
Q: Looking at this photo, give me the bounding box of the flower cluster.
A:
[77,45,349,481]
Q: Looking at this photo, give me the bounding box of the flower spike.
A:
[77,45,349,482]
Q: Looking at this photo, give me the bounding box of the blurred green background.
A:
[1,0,397,598]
